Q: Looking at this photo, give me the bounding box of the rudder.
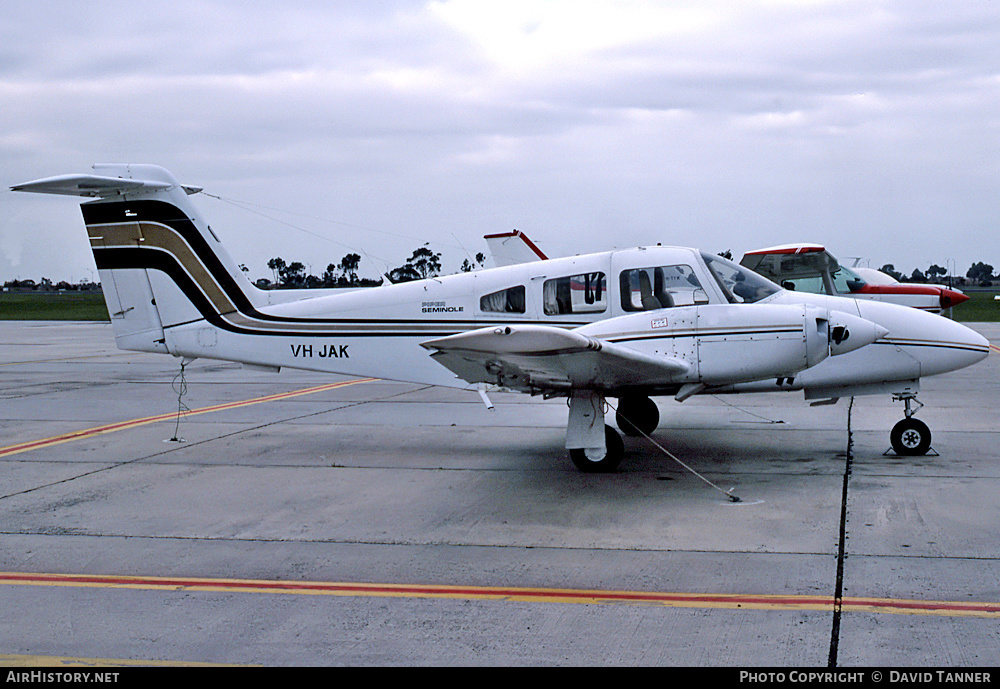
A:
[13,164,266,354]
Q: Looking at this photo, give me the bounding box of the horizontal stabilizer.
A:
[11,173,202,198]
[421,324,690,393]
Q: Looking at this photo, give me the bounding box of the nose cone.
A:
[855,300,990,376]
[827,310,890,356]
[940,288,969,309]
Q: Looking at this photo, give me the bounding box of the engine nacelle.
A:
[696,304,815,384]
[642,303,886,386]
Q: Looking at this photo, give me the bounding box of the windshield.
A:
[832,266,868,294]
[701,252,782,304]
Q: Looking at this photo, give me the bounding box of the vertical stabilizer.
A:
[484,230,548,267]
[12,164,266,354]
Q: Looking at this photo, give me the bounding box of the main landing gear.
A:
[615,394,659,437]
[569,425,624,473]
[565,392,660,472]
[566,391,624,472]
[889,393,932,456]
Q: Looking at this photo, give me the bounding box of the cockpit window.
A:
[702,252,782,304]
[779,266,868,295]
[480,285,526,313]
[620,265,708,311]
[832,266,867,294]
[779,275,823,293]
[543,272,607,315]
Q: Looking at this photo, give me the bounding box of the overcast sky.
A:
[2,0,998,284]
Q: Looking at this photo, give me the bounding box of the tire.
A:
[569,425,625,473]
[616,395,659,437]
[890,418,932,456]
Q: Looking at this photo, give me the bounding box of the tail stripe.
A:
[86,200,494,337]
[90,222,235,317]
[87,200,482,327]
[84,200,257,315]
[85,198,594,337]
[93,246,472,338]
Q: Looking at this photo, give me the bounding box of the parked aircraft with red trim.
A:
[739,244,968,314]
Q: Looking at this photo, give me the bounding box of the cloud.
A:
[2,1,999,283]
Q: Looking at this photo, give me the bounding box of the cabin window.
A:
[620,265,707,311]
[542,272,607,315]
[480,285,526,313]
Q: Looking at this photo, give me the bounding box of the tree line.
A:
[2,277,101,292]
[259,253,381,289]
[255,254,1000,290]
[4,252,996,292]
[256,248,487,289]
[877,262,996,287]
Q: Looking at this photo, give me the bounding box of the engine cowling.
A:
[690,303,886,385]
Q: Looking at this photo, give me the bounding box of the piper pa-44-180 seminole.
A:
[12,165,990,471]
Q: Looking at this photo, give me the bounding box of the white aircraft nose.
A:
[827,310,891,356]
[854,300,990,376]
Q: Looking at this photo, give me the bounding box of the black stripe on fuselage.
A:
[88,200,818,344]
[85,200,485,328]
[93,246,471,338]
[873,340,990,354]
[85,200,603,332]
[86,199,582,333]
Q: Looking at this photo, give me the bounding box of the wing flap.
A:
[422,324,690,393]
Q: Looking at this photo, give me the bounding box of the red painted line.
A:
[2,572,997,618]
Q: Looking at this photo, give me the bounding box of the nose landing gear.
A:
[889,393,932,456]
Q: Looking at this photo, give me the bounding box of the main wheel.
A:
[616,395,659,437]
[890,418,932,456]
[569,425,624,473]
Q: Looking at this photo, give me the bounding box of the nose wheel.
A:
[889,393,933,456]
[890,417,932,456]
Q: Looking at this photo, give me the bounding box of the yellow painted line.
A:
[0,353,133,367]
[0,378,376,458]
[2,571,997,619]
[989,343,1000,354]
[0,653,245,667]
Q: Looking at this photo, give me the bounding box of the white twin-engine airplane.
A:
[12,165,990,472]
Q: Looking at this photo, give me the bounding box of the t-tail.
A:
[12,164,268,354]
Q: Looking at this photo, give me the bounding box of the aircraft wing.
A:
[421,324,690,393]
